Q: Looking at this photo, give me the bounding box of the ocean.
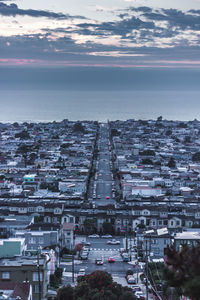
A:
[0,67,200,123]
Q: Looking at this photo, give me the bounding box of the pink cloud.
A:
[1,58,200,68]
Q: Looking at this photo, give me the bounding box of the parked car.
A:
[126,268,134,278]
[127,276,136,284]
[120,248,126,256]
[80,251,88,260]
[95,258,104,265]
[85,242,91,246]
[132,285,141,294]
[82,248,89,254]
[102,234,112,238]
[107,239,120,245]
[108,257,115,263]
[135,291,145,299]
[122,253,129,262]
[88,234,100,238]
[78,268,85,277]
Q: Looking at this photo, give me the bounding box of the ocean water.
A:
[1,89,200,123]
[1,67,200,123]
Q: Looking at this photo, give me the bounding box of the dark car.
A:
[126,268,134,277]
[95,258,104,265]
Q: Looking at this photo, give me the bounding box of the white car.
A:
[107,239,120,245]
[88,234,100,238]
[135,291,145,299]
[78,268,85,277]
[127,276,136,284]
[102,234,112,238]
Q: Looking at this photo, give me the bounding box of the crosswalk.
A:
[90,248,120,251]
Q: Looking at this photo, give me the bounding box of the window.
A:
[2,272,10,279]
[39,237,44,244]
[70,217,73,222]
[34,284,39,293]
[29,237,36,244]
[33,272,43,282]
[158,220,162,225]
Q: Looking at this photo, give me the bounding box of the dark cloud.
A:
[130,6,152,13]
[142,8,200,31]
[76,17,155,38]
[1,5,200,67]
[189,9,200,14]
[0,2,85,19]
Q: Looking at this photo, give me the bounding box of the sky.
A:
[1,0,200,68]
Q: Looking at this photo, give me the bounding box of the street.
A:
[89,123,116,206]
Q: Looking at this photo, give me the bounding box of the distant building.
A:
[0,256,48,300]
[143,228,171,258]
[174,231,200,250]
[0,238,26,258]
[0,282,32,300]
[15,231,58,251]
[60,223,74,250]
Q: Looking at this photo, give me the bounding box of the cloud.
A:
[0,2,84,19]
[0,5,200,68]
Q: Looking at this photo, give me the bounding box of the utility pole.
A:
[136,236,139,284]
[72,254,75,284]
[37,249,42,300]
[72,229,75,284]
[145,239,149,300]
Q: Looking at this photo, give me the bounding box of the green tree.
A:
[102,222,114,234]
[192,152,200,162]
[83,218,96,234]
[166,129,172,136]
[56,271,136,300]
[15,130,30,139]
[164,244,200,300]
[56,285,74,300]
[141,158,153,165]
[168,157,176,168]
[140,150,155,156]
[73,122,85,133]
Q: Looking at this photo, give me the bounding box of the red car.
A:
[108,257,115,263]
[106,196,110,199]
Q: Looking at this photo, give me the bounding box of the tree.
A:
[141,158,153,165]
[102,222,114,234]
[73,122,85,133]
[56,285,74,300]
[164,244,200,300]
[166,129,172,136]
[157,116,163,122]
[184,135,191,143]
[16,144,32,167]
[56,271,136,300]
[192,152,200,162]
[15,130,30,139]
[111,128,120,137]
[140,150,155,156]
[83,218,96,234]
[168,157,176,168]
